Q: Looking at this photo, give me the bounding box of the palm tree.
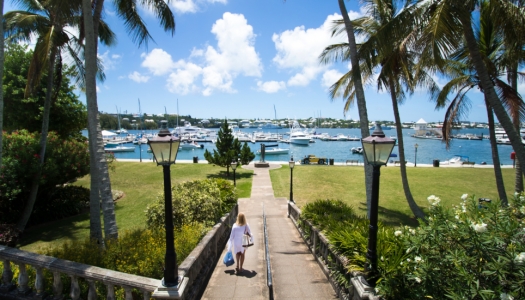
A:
[0,0,4,170]
[336,0,374,216]
[321,0,428,219]
[4,0,115,232]
[416,0,525,176]
[81,0,175,241]
[4,0,88,232]
[432,0,525,205]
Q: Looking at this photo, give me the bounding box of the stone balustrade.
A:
[288,202,380,300]
[0,204,238,300]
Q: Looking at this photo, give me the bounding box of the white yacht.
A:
[289,121,311,145]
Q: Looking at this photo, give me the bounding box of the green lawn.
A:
[270,165,516,227]
[19,161,253,252]
[20,162,516,252]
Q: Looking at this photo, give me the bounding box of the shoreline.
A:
[115,158,515,168]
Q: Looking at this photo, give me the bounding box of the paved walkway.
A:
[201,163,337,300]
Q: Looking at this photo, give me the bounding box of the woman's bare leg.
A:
[236,252,242,270]
[240,249,246,271]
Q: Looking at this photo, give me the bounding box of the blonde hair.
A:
[236,213,247,226]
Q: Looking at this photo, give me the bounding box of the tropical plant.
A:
[430,1,525,205]
[0,0,4,171]
[81,0,176,243]
[3,0,113,232]
[415,0,525,178]
[321,0,432,219]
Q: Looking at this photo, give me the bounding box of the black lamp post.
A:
[414,143,418,167]
[231,160,238,187]
[361,123,395,285]
[138,140,142,163]
[288,157,295,218]
[147,120,181,288]
[289,157,295,203]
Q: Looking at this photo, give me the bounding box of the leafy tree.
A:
[239,142,255,165]
[1,130,90,225]
[3,44,87,139]
[204,119,246,176]
[0,0,4,171]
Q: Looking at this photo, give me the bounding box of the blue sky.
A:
[6,0,524,123]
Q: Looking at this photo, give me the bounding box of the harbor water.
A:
[90,128,517,166]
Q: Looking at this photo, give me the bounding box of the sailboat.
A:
[115,106,128,134]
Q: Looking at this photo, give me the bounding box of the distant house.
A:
[145,119,155,123]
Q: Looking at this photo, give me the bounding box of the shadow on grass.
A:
[205,171,253,181]
[358,201,420,228]
[18,212,91,248]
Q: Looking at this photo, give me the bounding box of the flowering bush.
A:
[0,130,90,225]
[299,195,525,300]
[376,194,525,300]
[145,179,237,229]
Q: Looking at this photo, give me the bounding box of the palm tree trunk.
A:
[85,0,119,240]
[82,0,103,243]
[338,0,373,216]
[486,101,507,205]
[17,48,57,231]
[509,64,523,193]
[0,0,4,170]
[388,77,425,219]
[459,15,525,187]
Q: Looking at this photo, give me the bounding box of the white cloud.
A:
[141,49,177,76]
[257,80,286,93]
[128,71,150,83]
[98,51,121,71]
[170,0,226,14]
[321,69,344,88]
[272,13,347,87]
[166,61,202,94]
[139,12,262,96]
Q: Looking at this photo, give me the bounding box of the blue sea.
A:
[88,128,517,166]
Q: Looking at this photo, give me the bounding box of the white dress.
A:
[227,223,252,254]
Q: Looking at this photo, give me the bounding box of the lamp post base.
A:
[152,276,187,299]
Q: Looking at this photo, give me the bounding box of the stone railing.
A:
[0,204,238,300]
[288,202,380,300]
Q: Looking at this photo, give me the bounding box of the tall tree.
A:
[0,0,4,170]
[416,0,525,178]
[431,0,525,205]
[204,119,242,176]
[4,0,90,231]
[322,0,429,219]
[82,0,176,241]
[336,0,373,215]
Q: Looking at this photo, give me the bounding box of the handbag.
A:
[223,251,234,266]
[242,226,254,247]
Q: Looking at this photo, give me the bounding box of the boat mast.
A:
[116,105,121,132]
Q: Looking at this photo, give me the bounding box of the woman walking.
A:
[228,212,253,273]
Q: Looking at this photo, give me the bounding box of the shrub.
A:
[145,179,238,229]
[1,225,206,298]
[0,130,90,224]
[375,194,525,300]
[28,186,90,226]
[299,195,525,300]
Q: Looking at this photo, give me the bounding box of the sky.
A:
[6,0,525,123]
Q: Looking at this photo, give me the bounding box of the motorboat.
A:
[256,148,289,155]
[180,141,204,150]
[289,121,311,145]
[351,147,363,154]
[104,145,135,153]
[440,155,473,165]
[335,134,350,141]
